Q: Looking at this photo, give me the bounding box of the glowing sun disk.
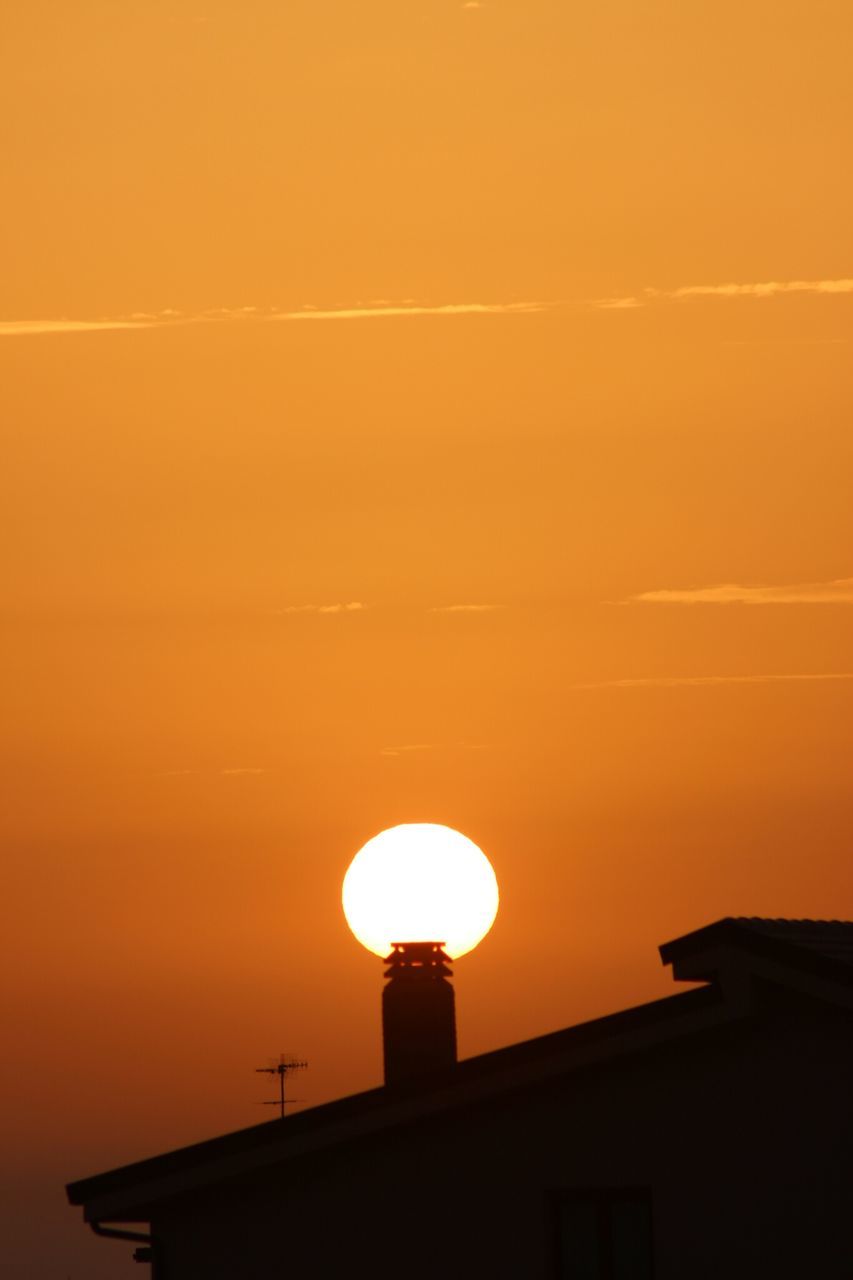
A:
[342,823,499,959]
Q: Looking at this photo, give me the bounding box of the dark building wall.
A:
[153,989,853,1279]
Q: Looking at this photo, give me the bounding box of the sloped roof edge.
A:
[660,916,853,983]
[67,983,723,1220]
[68,915,853,1222]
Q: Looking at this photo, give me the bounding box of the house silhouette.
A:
[67,917,853,1278]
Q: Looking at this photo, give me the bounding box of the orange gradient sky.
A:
[2,1,852,1275]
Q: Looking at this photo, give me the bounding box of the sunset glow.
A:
[342,824,499,959]
[4,0,853,1273]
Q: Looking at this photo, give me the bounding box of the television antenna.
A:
[255,1053,307,1119]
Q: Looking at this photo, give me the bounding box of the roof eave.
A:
[68,984,730,1223]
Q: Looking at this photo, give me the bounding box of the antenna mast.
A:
[255,1053,307,1119]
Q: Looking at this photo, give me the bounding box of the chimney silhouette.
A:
[382,942,457,1085]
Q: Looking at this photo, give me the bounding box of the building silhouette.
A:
[67,917,853,1277]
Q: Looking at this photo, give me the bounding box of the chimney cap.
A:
[384,942,453,978]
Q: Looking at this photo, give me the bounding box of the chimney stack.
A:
[382,942,457,1086]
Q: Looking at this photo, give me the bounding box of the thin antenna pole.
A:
[255,1054,308,1119]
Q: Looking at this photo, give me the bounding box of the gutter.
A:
[90,1221,156,1268]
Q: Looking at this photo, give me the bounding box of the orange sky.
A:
[2,1,852,1275]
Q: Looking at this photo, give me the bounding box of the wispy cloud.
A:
[594,277,853,310]
[6,278,849,336]
[626,577,853,606]
[595,296,643,310]
[379,742,491,757]
[272,301,541,321]
[428,603,506,614]
[0,317,165,336]
[160,766,270,776]
[575,673,853,690]
[0,301,544,336]
[669,279,853,300]
[273,602,366,615]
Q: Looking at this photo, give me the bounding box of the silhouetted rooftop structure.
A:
[67,917,853,1279]
[661,914,853,973]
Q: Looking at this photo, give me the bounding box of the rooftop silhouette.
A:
[67,916,853,1279]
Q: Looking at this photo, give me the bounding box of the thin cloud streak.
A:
[671,279,853,300]
[160,767,270,776]
[428,603,506,614]
[575,673,853,690]
[273,602,366,615]
[380,742,492,757]
[5,280,850,334]
[272,302,542,321]
[595,277,853,310]
[595,297,643,310]
[627,577,853,605]
[1,301,544,336]
[0,318,163,336]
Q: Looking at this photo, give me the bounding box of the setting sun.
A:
[342,824,499,959]
[6,0,853,1270]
